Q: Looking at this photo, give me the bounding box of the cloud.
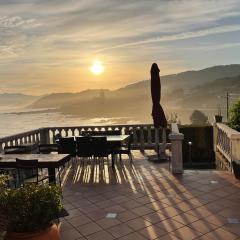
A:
[0,16,41,29]
[95,25,240,52]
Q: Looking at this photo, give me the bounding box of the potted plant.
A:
[214,105,222,123]
[0,183,63,240]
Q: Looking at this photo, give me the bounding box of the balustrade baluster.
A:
[140,126,144,151]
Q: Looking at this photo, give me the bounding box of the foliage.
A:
[229,100,240,131]
[190,110,209,125]
[0,174,9,188]
[0,184,63,233]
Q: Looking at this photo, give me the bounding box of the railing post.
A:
[169,123,184,174]
[132,127,137,149]
[140,126,144,152]
[154,128,160,152]
[40,128,50,144]
[230,133,240,171]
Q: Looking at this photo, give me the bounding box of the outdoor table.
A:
[59,135,130,166]
[0,153,70,184]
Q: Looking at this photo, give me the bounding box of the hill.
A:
[28,64,240,123]
[0,93,40,107]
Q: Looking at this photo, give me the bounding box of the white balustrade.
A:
[215,123,240,171]
[169,123,184,174]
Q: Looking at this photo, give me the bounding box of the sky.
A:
[0,0,240,95]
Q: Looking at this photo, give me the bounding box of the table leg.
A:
[111,154,115,167]
[48,167,56,184]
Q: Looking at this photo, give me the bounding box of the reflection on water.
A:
[0,106,226,138]
[0,108,140,138]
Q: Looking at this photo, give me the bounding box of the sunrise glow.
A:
[90,60,104,75]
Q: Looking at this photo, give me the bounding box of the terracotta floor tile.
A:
[86,230,115,240]
[86,209,108,221]
[172,213,199,225]
[67,215,92,227]
[186,206,213,219]
[60,153,240,240]
[154,233,180,240]
[155,218,185,233]
[76,222,102,236]
[188,219,218,234]
[139,225,168,240]
[107,223,133,238]
[118,232,148,240]
[96,218,121,229]
[131,205,154,216]
[221,223,240,237]
[59,221,74,233]
[126,217,152,231]
[145,201,168,211]
[203,227,238,240]
[104,204,126,213]
[117,211,139,222]
[171,226,202,240]
[64,208,83,220]
[142,211,168,224]
[155,234,181,240]
[119,200,142,210]
[60,228,83,240]
[203,214,228,227]
[135,196,156,205]
[160,206,183,218]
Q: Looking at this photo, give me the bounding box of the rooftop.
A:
[59,150,240,240]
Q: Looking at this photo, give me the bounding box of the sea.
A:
[0,106,139,138]
[0,106,224,138]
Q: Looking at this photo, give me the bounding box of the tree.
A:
[190,110,208,125]
[229,100,240,131]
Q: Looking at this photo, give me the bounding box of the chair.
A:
[4,146,28,154]
[38,144,63,185]
[92,137,110,158]
[58,137,76,157]
[107,130,121,135]
[76,137,93,158]
[113,134,133,161]
[38,144,59,154]
[16,158,49,186]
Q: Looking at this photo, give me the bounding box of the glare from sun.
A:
[90,60,104,75]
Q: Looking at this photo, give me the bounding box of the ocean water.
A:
[0,106,224,138]
[0,107,138,138]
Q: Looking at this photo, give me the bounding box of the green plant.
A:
[229,100,240,131]
[0,184,63,233]
[0,174,9,188]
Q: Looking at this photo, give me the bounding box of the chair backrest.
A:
[107,130,121,135]
[58,137,76,156]
[38,144,59,154]
[16,158,38,169]
[16,158,39,183]
[4,146,28,154]
[76,137,93,157]
[92,137,109,157]
[128,133,134,150]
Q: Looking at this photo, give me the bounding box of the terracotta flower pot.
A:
[4,224,59,240]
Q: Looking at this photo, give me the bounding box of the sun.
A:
[90,60,104,75]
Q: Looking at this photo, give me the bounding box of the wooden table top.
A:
[61,135,130,142]
[0,154,70,168]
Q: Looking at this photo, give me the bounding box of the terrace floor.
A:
[59,151,240,240]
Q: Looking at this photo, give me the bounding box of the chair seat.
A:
[113,147,130,154]
[24,174,49,184]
